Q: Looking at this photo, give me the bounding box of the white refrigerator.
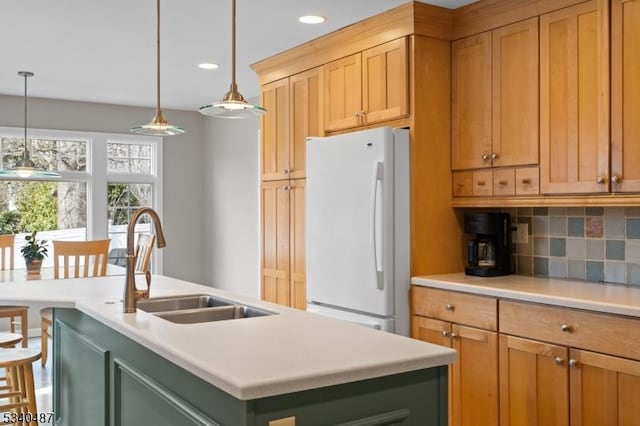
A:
[305,127,410,335]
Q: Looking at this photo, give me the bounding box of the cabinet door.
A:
[290,68,323,180]
[611,0,640,192]
[289,179,306,310]
[540,0,610,194]
[499,335,569,426]
[570,349,640,425]
[324,53,362,131]
[492,18,539,167]
[261,181,290,306]
[452,32,492,170]
[451,325,499,426]
[362,37,409,125]
[261,79,290,181]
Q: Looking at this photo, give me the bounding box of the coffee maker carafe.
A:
[464,213,513,277]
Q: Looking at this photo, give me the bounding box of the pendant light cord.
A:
[156,0,161,116]
[23,73,28,154]
[231,0,236,88]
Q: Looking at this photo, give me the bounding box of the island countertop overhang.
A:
[0,274,455,400]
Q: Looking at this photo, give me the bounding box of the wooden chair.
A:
[0,235,29,349]
[40,239,111,366]
[135,234,155,272]
[0,348,41,425]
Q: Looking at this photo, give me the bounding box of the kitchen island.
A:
[1,275,454,425]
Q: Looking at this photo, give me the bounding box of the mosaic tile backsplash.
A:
[504,207,640,285]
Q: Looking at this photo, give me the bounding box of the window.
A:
[0,127,162,271]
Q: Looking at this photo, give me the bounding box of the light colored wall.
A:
[201,116,260,298]
[0,94,205,283]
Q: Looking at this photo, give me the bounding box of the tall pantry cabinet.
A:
[254,2,464,309]
[259,67,323,310]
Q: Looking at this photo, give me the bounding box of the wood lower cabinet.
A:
[411,287,498,426]
[261,179,305,310]
[324,37,408,132]
[499,334,570,426]
[539,0,610,194]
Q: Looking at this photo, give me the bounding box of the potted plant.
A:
[21,231,48,274]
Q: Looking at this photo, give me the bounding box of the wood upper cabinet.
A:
[452,32,492,170]
[540,0,610,194]
[260,180,306,310]
[499,335,570,426]
[452,18,538,171]
[611,0,640,192]
[290,67,324,180]
[261,67,323,181]
[324,38,408,132]
[261,79,290,181]
[492,17,539,168]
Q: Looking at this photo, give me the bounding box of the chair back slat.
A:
[134,234,155,272]
[52,240,111,279]
[0,235,15,271]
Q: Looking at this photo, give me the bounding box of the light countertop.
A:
[412,273,640,318]
[0,275,455,400]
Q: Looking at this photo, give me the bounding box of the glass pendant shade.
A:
[199,0,265,119]
[0,71,61,179]
[131,0,184,136]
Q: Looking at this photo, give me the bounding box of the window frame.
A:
[0,126,164,274]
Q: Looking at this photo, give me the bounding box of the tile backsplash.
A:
[505,207,640,286]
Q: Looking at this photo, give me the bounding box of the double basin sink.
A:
[137,294,275,324]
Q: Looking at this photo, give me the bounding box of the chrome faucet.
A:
[123,207,167,313]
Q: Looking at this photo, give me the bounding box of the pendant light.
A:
[199,0,265,118]
[0,71,60,179]
[131,0,184,136]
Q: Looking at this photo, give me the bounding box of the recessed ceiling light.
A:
[299,15,326,24]
[198,63,219,70]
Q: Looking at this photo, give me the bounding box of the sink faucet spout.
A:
[123,207,166,313]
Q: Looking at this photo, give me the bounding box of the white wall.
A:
[0,94,205,283]
[201,116,260,298]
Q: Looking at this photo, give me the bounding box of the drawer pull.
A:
[498,180,508,186]
[560,324,573,333]
[554,357,564,366]
[476,181,486,186]
[521,178,532,185]
[445,303,455,311]
[568,359,578,368]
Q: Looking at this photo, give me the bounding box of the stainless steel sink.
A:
[136,294,234,313]
[155,305,274,324]
[136,294,275,323]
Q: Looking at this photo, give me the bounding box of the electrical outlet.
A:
[513,223,529,244]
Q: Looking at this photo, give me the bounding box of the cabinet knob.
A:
[354,112,361,117]
[568,359,578,368]
[491,153,499,160]
[554,357,564,366]
[445,303,455,311]
[611,175,621,183]
[596,176,605,184]
[481,153,490,161]
[449,332,458,339]
[283,169,290,174]
[560,324,573,333]
[283,185,291,191]
[441,330,449,337]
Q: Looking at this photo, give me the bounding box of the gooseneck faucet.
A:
[123,207,167,313]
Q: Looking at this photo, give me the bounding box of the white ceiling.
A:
[0,0,477,112]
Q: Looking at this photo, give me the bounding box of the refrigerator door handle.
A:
[372,161,384,290]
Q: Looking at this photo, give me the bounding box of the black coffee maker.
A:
[464,213,513,277]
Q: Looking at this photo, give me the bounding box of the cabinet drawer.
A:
[473,170,493,196]
[493,168,515,196]
[452,171,473,197]
[499,300,640,360]
[515,167,539,195]
[412,286,497,330]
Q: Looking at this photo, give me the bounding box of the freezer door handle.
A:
[372,161,384,290]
